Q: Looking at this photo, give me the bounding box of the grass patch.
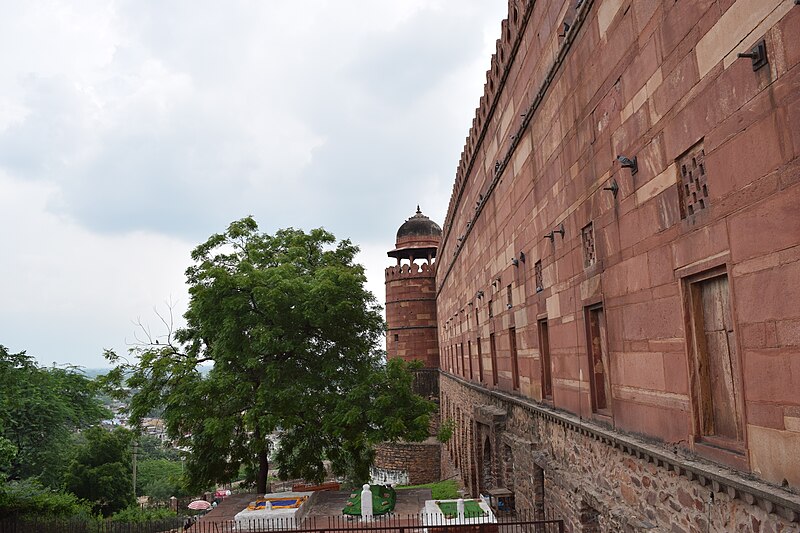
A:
[435,500,486,519]
[342,485,396,516]
[396,480,459,500]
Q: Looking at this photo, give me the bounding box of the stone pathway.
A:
[186,488,433,531]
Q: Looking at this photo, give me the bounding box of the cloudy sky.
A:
[0,1,507,368]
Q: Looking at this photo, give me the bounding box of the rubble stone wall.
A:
[442,374,798,532]
[373,440,441,485]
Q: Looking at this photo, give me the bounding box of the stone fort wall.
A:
[435,0,800,530]
[441,374,797,531]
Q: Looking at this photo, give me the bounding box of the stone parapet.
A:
[385,262,436,281]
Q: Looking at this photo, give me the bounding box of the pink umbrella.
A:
[188,500,212,511]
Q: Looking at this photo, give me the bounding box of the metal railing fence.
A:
[0,512,563,533]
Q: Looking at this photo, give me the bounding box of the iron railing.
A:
[0,516,185,533]
[0,512,563,533]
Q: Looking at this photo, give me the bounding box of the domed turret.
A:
[389,206,441,262]
[397,205,442,240]
[385,205,440,369]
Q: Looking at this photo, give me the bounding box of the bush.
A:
[436,418,455,443]
[109,505,176,523]
[0,479,95,519]
[137,458,187,499]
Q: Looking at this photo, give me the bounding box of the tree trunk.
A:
[257,448,269,494]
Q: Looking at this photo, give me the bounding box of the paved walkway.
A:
[187,488,433,531]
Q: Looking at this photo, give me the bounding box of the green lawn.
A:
[342,485,397,516]
[396,479,459,500]
[435,500,486,519]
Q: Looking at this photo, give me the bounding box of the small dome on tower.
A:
[388,206,441,261]
[396,206,442,241]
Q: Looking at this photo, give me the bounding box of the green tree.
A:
[107,218,433,493]
[64,427,135,516]
[137,434,181,462]
[0,478,95,519]
[0,345,109,486]
[0,434,16,478]
[136,458,186,499]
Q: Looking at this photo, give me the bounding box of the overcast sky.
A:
[0,1,507,368]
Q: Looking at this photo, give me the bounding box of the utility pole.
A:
[132,439,138,502]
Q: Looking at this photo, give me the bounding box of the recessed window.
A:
[538,319,552,400]
[477,337,484,383]
[467,340,473,380]
[506,284,513,309]
[535,260,543,292]
[490,333,498,386]
[582,222,596,268]
[510,327,520,390]
[686,269,743,444]
[586,304,610,414]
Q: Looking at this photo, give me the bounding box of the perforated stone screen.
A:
[678,142,708,218]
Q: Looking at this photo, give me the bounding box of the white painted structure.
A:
[233,491,314,532]
[360,483,374,520]
[421,498,497,528]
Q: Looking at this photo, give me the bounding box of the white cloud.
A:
[0,0,508,366]
[0,170,191,366]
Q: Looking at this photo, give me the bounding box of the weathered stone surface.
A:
[428,0,800,530]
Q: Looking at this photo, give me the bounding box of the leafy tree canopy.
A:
[105,218,433,492]
[64,427,134,516]
[0,478,94,519]
[136,459,187,499]
[137,434,182,462]
[0,345,109,486]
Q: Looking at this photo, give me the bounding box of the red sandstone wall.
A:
[386,262,440,368]
[437,0,800,495]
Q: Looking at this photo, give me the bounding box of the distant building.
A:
[391,1,800,530]
[141,418,167,441]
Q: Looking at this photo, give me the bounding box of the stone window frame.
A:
[534,260,544,292]
[490,332,499,386]
[467,340,474,380]
[509,327,520,391]
[538,317,553,401]
[681,263,748,466]
[584,301,612,417]
[477,337,484,383]
[581,222,596,268]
